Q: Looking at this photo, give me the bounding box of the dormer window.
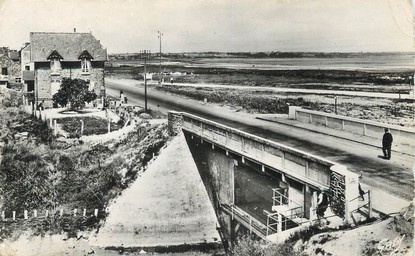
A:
[47,50,63,74]
[78,50,93,74]
[81,58,91,73]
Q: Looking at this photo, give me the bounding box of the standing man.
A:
[382,128,393,160]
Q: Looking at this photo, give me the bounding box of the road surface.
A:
[106,78,414,201]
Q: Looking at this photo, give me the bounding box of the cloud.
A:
[0,0,413,52]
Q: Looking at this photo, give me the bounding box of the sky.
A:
[0,0,413,53]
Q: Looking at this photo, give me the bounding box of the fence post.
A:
[74,209,77,217]
[80,120,84,135]
[33,209,37,218]
[54,120,57,136]
[83,208,86,217]
[94,209,98,217]
[24,210,28,220]
[368,190,372,218]
[249,217,252,234]
[12,211,16,221]
[108,118,111,133]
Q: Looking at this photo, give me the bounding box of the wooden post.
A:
[368,190,372,218]
[80,120,84,135]
[24,210,28,220]
[33,209,38,218]
[94,209,98,217]
[54,120,57,136]
[108,118,111,133]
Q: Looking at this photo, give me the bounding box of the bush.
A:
[232,235,301,256]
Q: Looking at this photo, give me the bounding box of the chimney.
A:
[74,28,76,33]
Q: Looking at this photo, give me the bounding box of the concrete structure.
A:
[168,111,360,244]
[289,106,415,149]
[26,31,108,108]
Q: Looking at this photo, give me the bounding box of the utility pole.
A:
[158,31,163,86]
[140,50,150,112]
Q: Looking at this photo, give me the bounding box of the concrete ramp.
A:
[92,132,221,248]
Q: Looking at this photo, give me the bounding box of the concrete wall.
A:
[173,112,359,222]
[291,106,415,146]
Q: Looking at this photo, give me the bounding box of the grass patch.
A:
[57,116,123,137]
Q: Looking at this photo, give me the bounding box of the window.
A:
[50,58,61,73]
[1,67,7,75]
[15,77,21,83]
[47,50,63,74]
[81,58,91,73]
[25,66,30,71]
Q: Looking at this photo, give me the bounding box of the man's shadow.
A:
[377,155,387,159]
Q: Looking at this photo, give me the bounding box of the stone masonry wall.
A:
[36,63,105,108]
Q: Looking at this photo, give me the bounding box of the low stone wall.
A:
[289,107,415,146]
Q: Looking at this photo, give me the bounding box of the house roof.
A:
[30,32,107,62]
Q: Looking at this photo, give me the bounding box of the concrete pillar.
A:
[288,106,301,119]
[168,111,183,135]
[277,213,282,233]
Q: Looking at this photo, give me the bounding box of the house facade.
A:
[0,48,21,89]
[26,32,107,107]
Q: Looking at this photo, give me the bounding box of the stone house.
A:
[0,48,21,89]
[25,32,108,108]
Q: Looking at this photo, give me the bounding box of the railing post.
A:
[277,213,282,233]
[249,217,252,234]
[368,190,372,218]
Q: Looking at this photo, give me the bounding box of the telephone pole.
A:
[140,50,150,112]
[158,31,163,85]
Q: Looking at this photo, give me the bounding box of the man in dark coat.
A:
[382,128,393,160]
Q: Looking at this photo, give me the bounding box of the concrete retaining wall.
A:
[290,106,415,146]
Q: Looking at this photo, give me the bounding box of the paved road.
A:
[106,78,414,201]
